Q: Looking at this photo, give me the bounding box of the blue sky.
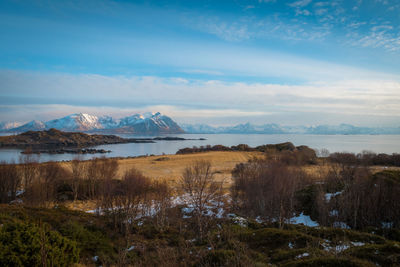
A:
[0,0,400,126]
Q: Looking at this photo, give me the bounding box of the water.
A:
[1,134,400,163]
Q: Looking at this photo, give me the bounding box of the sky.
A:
[0,0,400,126]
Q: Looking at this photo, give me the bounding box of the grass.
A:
[62,151,264,186]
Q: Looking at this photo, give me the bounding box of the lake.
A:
[1,133,400,163]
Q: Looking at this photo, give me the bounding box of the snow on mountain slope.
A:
[98,116,119,129]
[5,112,184,134]
[181,123,219,134]
[118,112,184,134]
[45,113,103,131]
[0,121,22,131]
[10,120,46,132]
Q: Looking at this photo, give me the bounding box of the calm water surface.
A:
[1,134,400,163]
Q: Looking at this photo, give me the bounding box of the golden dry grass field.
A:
[62,151,264,186]
[60,152,400,186]
[60,152,399,211]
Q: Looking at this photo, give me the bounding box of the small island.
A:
[0,128,205,154]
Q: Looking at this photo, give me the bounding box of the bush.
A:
[346,242,400,266]
[282,257,375,267]
[201,249,238,266]
[239,228,317,250]
[0,221,79,267]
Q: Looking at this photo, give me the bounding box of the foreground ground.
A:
[2,148,400,266]
[1,205,399,267]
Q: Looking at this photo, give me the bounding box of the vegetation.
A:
[0,145,399,266]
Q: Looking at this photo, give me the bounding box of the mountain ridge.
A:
[2,112,184,135]
[181,123,400,135]
[3,114,400,135]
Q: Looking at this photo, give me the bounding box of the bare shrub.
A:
[24,162,70,207]
[19,155,40,190]
[87,157,118,199]
[232,159,310,227]
[151,180,173,231]
[98,167,151,231]
[179,160,224,240]
[0,162,21,203]
[336,168,400,229]
[70,157,87,201]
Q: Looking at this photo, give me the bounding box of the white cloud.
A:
[1,71,399,126]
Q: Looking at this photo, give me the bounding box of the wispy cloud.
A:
[191,17,252,42]
[289,0,312,8]
[348,24,400,52]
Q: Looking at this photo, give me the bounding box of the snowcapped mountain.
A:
[180,123,220,134]
[98,116,119,129]
[181,122,285,134]
[116,112,184,134]
[0,121,22,131]
[45,113,103,131]
[5,112,184,134]
[182,123,400,135]
[10,120,46,132]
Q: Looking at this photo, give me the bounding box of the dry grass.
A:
[62,151,263,187]
[117,151,263,186]
[61,153,400,186]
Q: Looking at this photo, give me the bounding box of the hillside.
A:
[0,128,154,149]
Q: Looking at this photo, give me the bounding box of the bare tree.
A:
[88,157,118,199]
[180,161,224,240]
[151,180,173,231]
[0,162,21,203]
[70,156,87,201]
[19,155,39,190]
[232,159,309,228]
[25,162,70,207]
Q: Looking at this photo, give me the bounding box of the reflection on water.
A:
[1,134,400,163]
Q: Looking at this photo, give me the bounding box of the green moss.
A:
[0,221,79,267]
[372,170,400,185]
[271,248,325,264]
[346,242,400,266]
[303,227,386,244]
[201,249,237,265]
[239,228,318,250]
[282,257,375,267]
[58,221,115,262]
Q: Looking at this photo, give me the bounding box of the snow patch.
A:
[325,191,342,202]
[290,212,319,227]
[296,252,309,259]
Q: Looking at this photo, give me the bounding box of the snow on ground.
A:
[296,252,309,259]
[332,221,351,229]
[325,191,342,202]
[382,222,394,229]
[289,212,319,227]
[322,241,365,252]
[227,213,248,227]
[329,209,339,216]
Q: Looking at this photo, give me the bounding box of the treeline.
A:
[329,151,400,167]
[177,142,318,165]
[232,154,400,230]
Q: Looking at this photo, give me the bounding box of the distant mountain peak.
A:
[4,112,184,134]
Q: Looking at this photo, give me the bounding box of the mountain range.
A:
[1,112,184,135]
[180,122,400,135]
[1,113,400,135]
